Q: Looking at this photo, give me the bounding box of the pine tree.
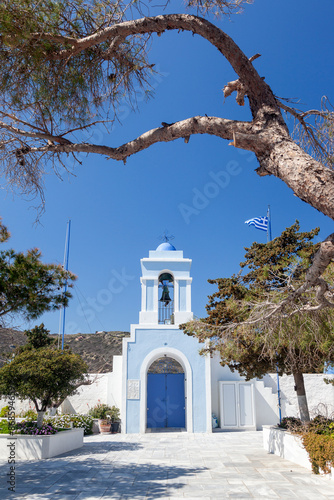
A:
[181,223,334,422]
[0,218,76,324]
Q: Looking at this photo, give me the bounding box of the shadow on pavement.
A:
[0,439,207,499]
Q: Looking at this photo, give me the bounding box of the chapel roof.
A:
[156,242,176,251]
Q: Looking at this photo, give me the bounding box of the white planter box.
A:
[0,428,84,460]
[263,425,334,479]
[263,425,311,470]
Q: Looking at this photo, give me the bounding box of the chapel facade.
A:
[118,241,270,433]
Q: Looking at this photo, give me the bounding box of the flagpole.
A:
[267,205,282,423]
[245,207,281,421]
[276,363,282,424]
[267,205,272,243]
[59,220,71,351]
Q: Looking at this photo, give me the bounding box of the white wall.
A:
[64,373,109,414]
[210,355,334,429]
[0,397,34,415]
[254,380,281,430]
[107,355,123,412]
[0,356,122,417]
[210,355,244,423]
[263,373,334,419]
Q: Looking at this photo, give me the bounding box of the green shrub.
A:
[20,409,38,421]
[0,406,9,418]
[279,415,334,474]
[306,415,334,436]
[88,403,120,421]
[69,414,93,434]
[302,433,334,474]
[0,420,10,433]
[44,414,93,435]
[278,416,302,431]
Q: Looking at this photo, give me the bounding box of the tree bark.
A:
[293,371,310,423]
[36,411,45,428]
[255,136,334,221]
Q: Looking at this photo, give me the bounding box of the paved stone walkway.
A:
[1,431,334,499]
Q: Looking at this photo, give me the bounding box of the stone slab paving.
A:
[1,431,334,499]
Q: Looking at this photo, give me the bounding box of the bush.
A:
[44,414,93,435]
[20,409,38,421]
[0,420,10,434]
[16,421,58,435]
[302,433,334,474]
[279,414,334,474]
[279,415,334,435]
[70,414,94,434]
[0,406,9,418]
[306,415,334,435]
[88,403,120,421]
[278,416,302,431]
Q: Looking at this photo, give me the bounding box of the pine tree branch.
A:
[48,14,268,105]
[0,116,255,160]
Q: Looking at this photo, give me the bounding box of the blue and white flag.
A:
[244,216,268,232]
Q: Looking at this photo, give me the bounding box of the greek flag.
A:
[244,216,268,232]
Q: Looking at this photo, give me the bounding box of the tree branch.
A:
[223,53,261,106]
[52,377,95,408]
[0,115,255,160]
[0,120,72,145]
[50,14,268,108]
[277,101,326,152]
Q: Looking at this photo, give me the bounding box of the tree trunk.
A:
[293,371,310,422]
[36,411,45,428]
[256,134,334,221]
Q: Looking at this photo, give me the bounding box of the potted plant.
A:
[109,406,121,433]
[88,403,118,433]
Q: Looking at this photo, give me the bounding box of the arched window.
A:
[148,357,184,374]
[158,272,174,324]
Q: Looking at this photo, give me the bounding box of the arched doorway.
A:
[146,356,185,429]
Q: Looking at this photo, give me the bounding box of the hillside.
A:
[0,329,129,373]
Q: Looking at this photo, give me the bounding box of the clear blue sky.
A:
[1,0,333,335]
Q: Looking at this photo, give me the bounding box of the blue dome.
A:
[156,242,176,251]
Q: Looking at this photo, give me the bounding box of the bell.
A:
[159,285,171,306]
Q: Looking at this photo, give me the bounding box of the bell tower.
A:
[139,241,193,326]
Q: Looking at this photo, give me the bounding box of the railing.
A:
[158,301,174,324]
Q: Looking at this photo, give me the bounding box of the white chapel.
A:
[112,241,287,432]
[60,242,334,431]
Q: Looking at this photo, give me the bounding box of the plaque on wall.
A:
[127,380,140,399]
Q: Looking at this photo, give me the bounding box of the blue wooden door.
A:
[147,373,185,428]
[166,373,185,427]
[147,373,166,428]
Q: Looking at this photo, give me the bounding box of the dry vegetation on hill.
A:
[0,328,129,372]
